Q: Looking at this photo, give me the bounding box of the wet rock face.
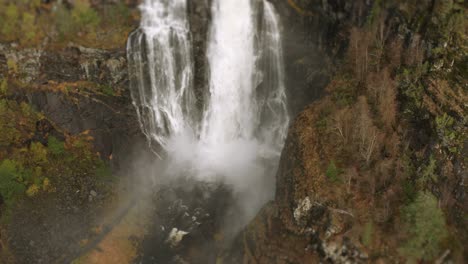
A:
[269,0,371,116]
[188,0,211,108]
[1,44,128,88]
[39,46,128,86]
[0,45,43,83]
[29,90,141,165]
[0,43,143,167]
[136,179,236,264]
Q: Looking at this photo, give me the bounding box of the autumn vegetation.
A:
[0,0,465,262]
[307,0,466,261]
[0,77,114,225]
[0,0,138,49]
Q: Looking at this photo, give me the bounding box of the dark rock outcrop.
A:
[270,0,371,116]
[0,43,145,169]
[38,46,128,86]
[136,179,235,264]
[188,0,212,110]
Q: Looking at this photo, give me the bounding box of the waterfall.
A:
[201,0,256,145]
[255,0,289,157]
[127,0,196,154]
[127,0,289,196]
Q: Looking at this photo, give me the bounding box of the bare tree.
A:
[354,97,379,165]
[349,28,371,81]
[330,107,353,145]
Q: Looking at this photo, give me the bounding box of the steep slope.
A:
[226,1,467,263]
[0,1,466,263]
[0,1,144,262]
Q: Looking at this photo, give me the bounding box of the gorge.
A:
[0,0,466,263]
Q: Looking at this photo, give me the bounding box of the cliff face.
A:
[269,0,371,115]
[226,1,467,263]
[188,0,212,108]
[0,2,145,262]
[0,0,466,263]
[0,1,221,262]
[0,43,142,167]
[0,43,145,264]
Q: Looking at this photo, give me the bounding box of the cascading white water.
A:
[190,0,289,186]
[127,0,289,206]
[255,0,289,157]
[201,0,256,145]
[127,0,196,153]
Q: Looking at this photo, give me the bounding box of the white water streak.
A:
[127,0,196,153]
[127,0,289,196]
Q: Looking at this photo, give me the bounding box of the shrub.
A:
[0,159,26,205]
[42,177,51,191]
[29,142,48,165]
[328,74,358,107]
[20,12,37,44]
[95,161,112,179]
[435,113,460,153]
[100,84,115,96]
[0,159,27,222]
[65,135,99,172]
[48,136,65,156]
[0,100,21,147]
[402,178,416,204]
[1,4,19,38]
[71,0,101,33]
[0,79,7,96]
[55,5,75,39]
[105,2,132,24]
[6,59,18,74]
[362,221,373,247]
[366,0,383,26]
[326,160,341,182]
[399,191,448,262]
[26,184,39,197]
[417,156,437,188]
[55,1,100,39]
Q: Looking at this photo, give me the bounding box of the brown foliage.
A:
[330,106,353,146]
[425,79,467,118]
[387,38,404,69]
[354,96,381,165]
[348,27,372,81]
[367,68,397,129]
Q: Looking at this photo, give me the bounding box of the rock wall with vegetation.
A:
[0,1,145,262]
[0,0,466,263]
[269,0,372,115]
[227,0,467,263]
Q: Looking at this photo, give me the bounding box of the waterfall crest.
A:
[127,0,289,194]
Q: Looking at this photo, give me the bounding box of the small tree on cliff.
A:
[326,160,341,182]
[399,191,448,262]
